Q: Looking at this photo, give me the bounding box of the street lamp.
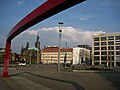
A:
[58,22,63,74]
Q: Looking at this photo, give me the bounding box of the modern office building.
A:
[92,32,120,67]
[41,46,73,64]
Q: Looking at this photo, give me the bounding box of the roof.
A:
[42,46,73,52]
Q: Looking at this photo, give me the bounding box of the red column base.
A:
[3,71,8,78]
[3,40,11,78]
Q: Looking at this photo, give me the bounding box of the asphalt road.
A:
[0,64,120,90]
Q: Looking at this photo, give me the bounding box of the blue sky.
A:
[0,0,120,53]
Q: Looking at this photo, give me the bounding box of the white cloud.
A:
[17,0,25,6]
[79,16,91,21]
[79,17,87,20]
[19,29,38,36]
[25,30,38,35]
[9,26,105,53]
[41,26,106,45]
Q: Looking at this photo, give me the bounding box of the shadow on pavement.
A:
[97,72,120,90]
[9,72,84,90]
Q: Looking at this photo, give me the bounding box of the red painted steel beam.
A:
[3,0,85,78]
[7,0,85,40]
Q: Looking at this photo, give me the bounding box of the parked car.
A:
[18,63,26,66]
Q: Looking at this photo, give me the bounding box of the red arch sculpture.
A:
[3,0,85,78]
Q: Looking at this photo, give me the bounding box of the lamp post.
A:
[58,22,63,74]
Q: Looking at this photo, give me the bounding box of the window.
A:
[94,42,99,46]
[108,41,114,45]
[116,51,120,55]
[115,36,120,40]
[101,42,106,45]
[108,36,114,40]
[101,47,107,50]
[116,41,120,45]
[101,51,107,55]
[108,56,114,61]
[101,56,107,60]
[116,56,120,60]
[116,46,120,50]
[108,51,114,55]
[94,56,100,60]
[94,38,99,41]
[94,52,100,55]
[94,47,99,50]
[108,46,114,50]
[101,37,106,41]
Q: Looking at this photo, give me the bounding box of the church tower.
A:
[35,31,40,50]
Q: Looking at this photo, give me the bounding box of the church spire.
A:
[35,31,40,50]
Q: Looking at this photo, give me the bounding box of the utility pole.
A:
[36,31,39,70]
[58,22,63,74]
[110,44,112,67]
[30,50,31,64]
[64,42,67,68]
[36,47,38,70]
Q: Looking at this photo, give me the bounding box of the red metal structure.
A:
[3,0,85,78]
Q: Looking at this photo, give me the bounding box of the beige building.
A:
[92,32,120,67]
[41,46,73,64]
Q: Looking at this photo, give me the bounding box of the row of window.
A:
[94,56,115,61]
[94,35,120,41]
[94,41,118,46]
[94,56,120,61]
[94,51,120,55]
[94,46,120,50]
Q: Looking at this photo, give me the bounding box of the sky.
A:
[0,0,120,53]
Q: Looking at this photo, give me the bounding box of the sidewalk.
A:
[0,76,51,90]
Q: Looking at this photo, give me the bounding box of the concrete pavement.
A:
[0,64,120,90]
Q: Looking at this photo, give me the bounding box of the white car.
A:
[18,63,26,66]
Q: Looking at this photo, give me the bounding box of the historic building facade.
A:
[21,33,41,64]
[41,46,73,64]
[0,48,20,64]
